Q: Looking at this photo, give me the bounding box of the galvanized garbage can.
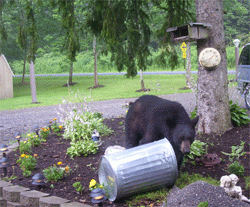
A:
[98,138,178,201]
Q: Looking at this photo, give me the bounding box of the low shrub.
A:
[183,140,208,165]
[227,161,245,177]
[16,154,37,177]
[43,162,71,182]
[229,100,250,126]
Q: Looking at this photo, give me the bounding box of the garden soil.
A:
[5,118,250,207]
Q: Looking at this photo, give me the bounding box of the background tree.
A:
[0,0,8,54]
[87,0,151,91]
[52,0,80,86]
[195,0,232,134]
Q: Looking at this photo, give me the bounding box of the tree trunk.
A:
[30,61,37,103]
[196,0,232,134]
[21,49,27,84]
[93,36,99,87]
[140,69,145,90]
[69,61,73,85]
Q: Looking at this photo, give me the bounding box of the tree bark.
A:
[93,36,99,87]
[140,69,145,90]
[21,49,27,84]
[69,61,73,85]
[196,0,232,134]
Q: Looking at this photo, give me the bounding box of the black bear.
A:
[125,95,199,169]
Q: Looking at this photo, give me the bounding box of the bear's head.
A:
[172,116,199,154]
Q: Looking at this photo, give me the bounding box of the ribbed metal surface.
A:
[98,138,178,201]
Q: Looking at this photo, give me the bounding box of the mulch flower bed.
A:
[3,118,250,207]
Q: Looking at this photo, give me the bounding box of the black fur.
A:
[125,95,199,169]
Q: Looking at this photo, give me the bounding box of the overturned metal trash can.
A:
[98,138,178,201]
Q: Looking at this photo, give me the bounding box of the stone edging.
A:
[0,180,92,207]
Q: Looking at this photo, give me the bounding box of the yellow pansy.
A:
[89,179,96,188]
[57,162,62,166]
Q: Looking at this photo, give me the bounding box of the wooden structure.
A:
[0,54,14,99]
[166,23,209,42]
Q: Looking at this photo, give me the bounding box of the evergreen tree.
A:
[52,0,80,86]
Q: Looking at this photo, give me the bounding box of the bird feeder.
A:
[166,23,209,42]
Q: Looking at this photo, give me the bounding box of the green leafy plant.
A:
[58,93,114,157]
[73,182,84,195]
[43,163,71,182]
[39,127,50,139]
[16,154,37,177]
[229,100,250,126]
[222,141,246,162]
[66,139,98,158]
[19,140,32,154]
[50,118,63,133]
[197,201,208,207]
[183,140,208,165]
[27,133,44,147]
[227,161,245,177]
[245,176,250,190]
[190,107,197,119]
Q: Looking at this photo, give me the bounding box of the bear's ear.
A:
[191,116,199,128]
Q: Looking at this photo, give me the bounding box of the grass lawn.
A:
[0,74,193,111]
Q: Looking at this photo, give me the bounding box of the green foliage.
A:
[175,172,219,189]
[19,140,32,154]
[190,107,197,119]
[66,139,98,158]
[73,182,84,195]
[229,100,250,126]
[60,92,113,158]
[197,201,208,207]
[222,141,246,162]
[39,127,50,139]
[227,161,245,177]
[17,154,37,177]
[125,187,168,207]
[50,119,63,133]
[245,176,250,190]
[183,140,208,165]
[27,132,44,147]
[43,164,71,182]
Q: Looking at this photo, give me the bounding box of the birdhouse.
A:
[166,23,209,42]
[0,54,14,99]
